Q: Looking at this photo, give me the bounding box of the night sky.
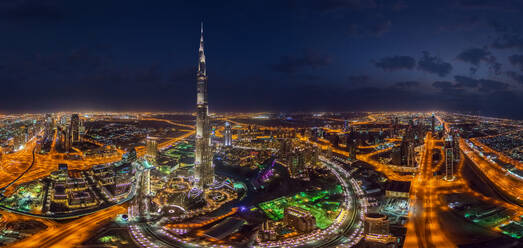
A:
[1,0,523,119]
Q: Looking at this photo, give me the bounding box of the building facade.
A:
[283,206,316,233]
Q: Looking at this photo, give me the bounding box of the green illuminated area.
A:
[99,236,117,243]
[259,185,343,229]
[499,218,523,239]
[1,181,45,213]
[154,142,195,174]
[464,206,514,227]
[163,142,194,159]
[157,165,173,174]
[96,234,130,246]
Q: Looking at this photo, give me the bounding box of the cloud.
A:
[456,47,501,74]
[438,16,481,33]
[373,55,415,71]
[508,54,523,71]
[492,34,523,50]
[417,51,452,77]
[432,81,455,89]
[434,76,510,94]
[271,49,332,74]
[0,0,65,21]
[489,21,523,50]
[456,47,490,65]
[454,75,480,88]
[348,19,392,37]
[477,79,509,92]
[454,75,509,92]
[390,81,420,90]
[507,71,523,84]
[347,74,370,85]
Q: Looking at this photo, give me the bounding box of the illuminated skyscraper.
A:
[431,113,435,134]
[444,134,455,181]
[64,126,71,152]
[194,23,214,188]
[224,122,232,147]
[145,136,159,165]
[70,114,80,143]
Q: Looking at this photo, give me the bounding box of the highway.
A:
[469,136,522,171]
[404,132,456,248]
[7,205,126,248]
[460,139,523,206]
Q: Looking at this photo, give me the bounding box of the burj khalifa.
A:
[194,23,214,188]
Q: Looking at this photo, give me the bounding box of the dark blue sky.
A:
[1,0,523,118]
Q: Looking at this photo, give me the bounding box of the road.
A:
[7,205,126,248]
[404,132,456,248]
[460,139,523,206]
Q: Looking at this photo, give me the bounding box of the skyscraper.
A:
[145,136,159,165]
[64,126,71,152]
[70,114,80,143]
[431,113,435,134]
[444,134,455,181]
[194,23,214,188]
[224,122,232,147]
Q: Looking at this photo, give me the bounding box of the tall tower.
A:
[444,134,455,181]
[195,22,214,188]
[70,114,80,143]
[145,136,159,165]
[224,122,232,147]
[431,113,435,134]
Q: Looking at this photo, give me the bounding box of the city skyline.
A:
[0,0,522,119]
[0,2,521,247]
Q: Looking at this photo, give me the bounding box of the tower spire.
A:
[198,22,206,75]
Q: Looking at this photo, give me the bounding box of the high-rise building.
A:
[444,134,455,181]
[194,23,214,188]
[289,149,309,180]
[78,119,86,136]
[431,113,435,134]
[145,136,159,165]
[70,114,80,143]
[64,126,71,152]
[407,143,415,167]
[279,139,292,163]
[45,113,54,132]
[310,146,319,168]
[224,122,232,147]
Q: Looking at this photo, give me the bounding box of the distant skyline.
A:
[1,0,523,119]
